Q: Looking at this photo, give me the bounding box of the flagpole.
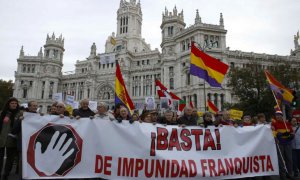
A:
[204,81,206,112]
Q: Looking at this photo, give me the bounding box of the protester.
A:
[73,99,95,118]
[49,101,58,115]
[0,97,20,180]
[202,112,216,128]
[96,102,114,121]
[271,110,295,180]
[242,115,254,126]
[116,107,131,123]
[131,113,140,121]
[142,112,152,123]
[257,113,268,124]
[291,117,300,177]
[157,110,177,125]
[220,110,234,125]
[113,103,123,118]
[55,102,70,117]
[178,106,198,126]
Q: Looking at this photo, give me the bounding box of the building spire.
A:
[38,47,43,57]
[19,46,24,58]
[90,42,97,58]
[219,13,224,27]
[195,9,201,24]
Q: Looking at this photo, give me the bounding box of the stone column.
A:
[44,80,50,100]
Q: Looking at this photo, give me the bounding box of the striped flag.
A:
[190,43,229,88]
[207,99,219,114]
[265,70,293,105]
[155,79,186,112]
[115,62,134,114]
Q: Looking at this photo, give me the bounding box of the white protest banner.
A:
[52,93,63,102]
[22,113,279,179]
[88,101,97,111]
[65,95,75,106]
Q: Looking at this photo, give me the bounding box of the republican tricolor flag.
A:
[207,99,219,114]
[265,70,294,105]
[190,43,229,88]
[115,63,135,114]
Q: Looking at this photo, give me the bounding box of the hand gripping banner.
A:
[22,113,279,179]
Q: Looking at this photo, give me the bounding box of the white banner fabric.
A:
[22,113,279,179]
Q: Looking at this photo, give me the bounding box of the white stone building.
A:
[13,0,300,113]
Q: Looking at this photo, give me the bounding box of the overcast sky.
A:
[0,0,299,81]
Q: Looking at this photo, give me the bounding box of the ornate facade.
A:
[13,0,300,113]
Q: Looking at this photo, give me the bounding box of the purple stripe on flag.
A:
[190,64,222,88]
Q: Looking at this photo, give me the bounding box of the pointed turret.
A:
[195,9,201,24]
[219,13,224,27]
[38,47,43,57]
[173,6,177,16]
[19,46,24,58]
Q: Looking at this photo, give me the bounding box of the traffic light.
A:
[292,91,297,107]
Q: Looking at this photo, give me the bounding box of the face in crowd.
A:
[97,103,107,114]
[184,107,193,116]
[120,107,128,119]
[291,118,298,127]
[132,114,139,121]
[203,112,213,123]
[151,112,158,122]
[28,101,38,113]
[9,100,18,110]
[143,113,152,123]
[243,115,252,124]
[275,112,283,121]
[192,108,198,116]
[164,111,174,123]
[80,99,89,110]
[222,111,230,121]
[56,102,66,115]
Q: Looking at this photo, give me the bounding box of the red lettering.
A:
[95,155,103,173]
[180,129,192,151]
[122,158,134,177]
[155,159,165,177]
[188,160,197,177]
[166,159,170,177]
[191,129,203,150]
[208,159,217,177]
[94,155,112,175]
[242,157,250,174]
[145,159,154,178]
[150,133,156,156]
[266,155,274,171]
[224,158,234,175]
[253,156,259,172]
[117,157,121,176]
[234,158,242,175]
[171,160,180,177]
[179,160,189,177]
[214,129,221,150]
[217,159,226,176]
[135,158,144,177]
[157,127,168,150]
[259,155,266,172]
[104,156,112,175]
[200,159,207,177]
[203,129,216,150]
[168,128,181,151]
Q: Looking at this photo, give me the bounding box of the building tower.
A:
[14,33,64,112]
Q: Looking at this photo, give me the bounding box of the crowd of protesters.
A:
[0,97,299,180]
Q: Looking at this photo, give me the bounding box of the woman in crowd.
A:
[0,97,20,180]
[291,117,300,177]
[116,107,131,123]
[202,112,215,128]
